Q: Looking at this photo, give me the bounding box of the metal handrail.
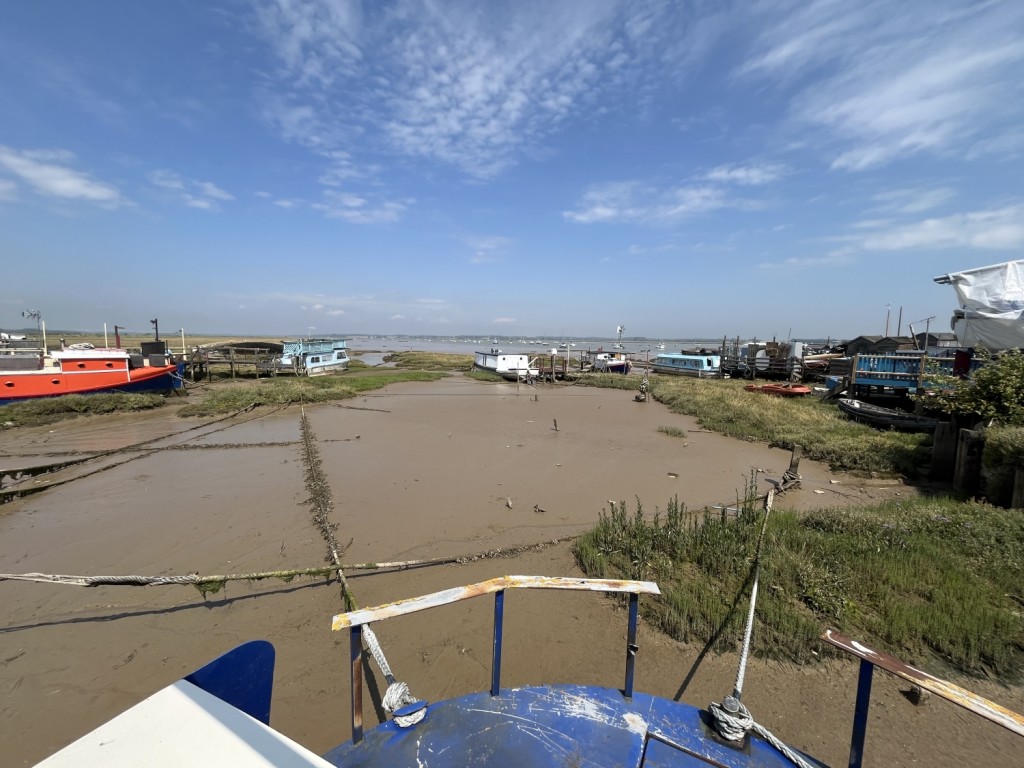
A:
[822,629,1024,768]
[332,576,661,743]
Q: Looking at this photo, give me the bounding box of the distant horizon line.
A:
[3,327,939,344]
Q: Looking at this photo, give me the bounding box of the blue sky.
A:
[1,1,1023,340]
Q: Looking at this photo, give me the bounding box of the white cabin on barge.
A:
[474,350,539,381]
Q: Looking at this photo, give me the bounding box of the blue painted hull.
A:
[324,685,827,767]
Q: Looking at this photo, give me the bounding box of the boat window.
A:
[3,381,12,387]
[77,362,86,368]
[105,362,113,368]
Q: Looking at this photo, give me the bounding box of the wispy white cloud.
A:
[148,169,234,210]
[196,181,234,201]
[859,203,1024,251]
[967,130,1024,161]
[564,181,730,224]
[311,190,407,223]
[871,187,955,215]
[758,250,857,270]
[741,1,1024,169]
[0,146,129,207]
[705,163,785,185]
[251,1,719,179]
[462,234,512,264]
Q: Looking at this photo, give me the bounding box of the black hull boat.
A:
[837,398,938,433]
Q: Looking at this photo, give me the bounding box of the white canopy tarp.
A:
[935,260,1024,349]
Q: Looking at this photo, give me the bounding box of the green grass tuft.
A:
[574,494,1024,677]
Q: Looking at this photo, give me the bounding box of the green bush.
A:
[982,425,1024,506]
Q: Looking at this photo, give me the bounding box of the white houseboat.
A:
[473,349,539,381]
[263,338,350,376]
[651,352,721,378]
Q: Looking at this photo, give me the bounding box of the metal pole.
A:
[104,323,108,348]
[350,626,364,743]
[491,589,505,696]
[624,592,639,699]
[847,659,874,768]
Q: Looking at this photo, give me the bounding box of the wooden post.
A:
[1011,467,1024,510]
[930,422,957,479]
[230,348,236,380]
[788,445,802,476]
[953,429,984,498]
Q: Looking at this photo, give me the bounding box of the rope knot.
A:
[709,695,753,742]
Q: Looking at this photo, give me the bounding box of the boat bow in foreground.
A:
[36,576,1024,767]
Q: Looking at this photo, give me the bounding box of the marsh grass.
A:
[658,426,687,438]
[177,370,446,416]
[466,370,506,382]
[576,373,641,391]
[650,377,929,474]
[383,351,474,371]
[574,494,1024,677]
[0,393,167,428]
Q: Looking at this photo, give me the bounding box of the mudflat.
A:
[1,377,1021,767]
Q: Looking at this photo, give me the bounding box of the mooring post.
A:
[1012,467,1024,510]
[788,445,802,475]
[953,429,984,498]
[931,422,957,479]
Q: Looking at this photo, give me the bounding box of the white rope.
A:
[709,488,816,768]
[361,625,425,727]
[709,696,817,768]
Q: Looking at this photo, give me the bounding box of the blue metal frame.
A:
[847,659,874,768]
[347,585,645,741]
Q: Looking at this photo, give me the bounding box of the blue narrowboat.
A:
[651,353,721,378]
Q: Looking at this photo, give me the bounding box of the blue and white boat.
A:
[35,575,1024,767]
[265,338,350,376]
[651,352,721,378]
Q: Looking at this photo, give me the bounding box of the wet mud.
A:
[1,377,1021,767]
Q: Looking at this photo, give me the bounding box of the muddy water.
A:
[1,379,1021,767]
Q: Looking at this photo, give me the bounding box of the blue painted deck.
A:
[850,353,984,391]
[324,685,826,767]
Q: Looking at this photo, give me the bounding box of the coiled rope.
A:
[300,408,424,727]
[708,488,816,768]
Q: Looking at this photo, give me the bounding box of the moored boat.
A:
[651,352,721,378]
[35,575,1024,767]
[473,349,539,381]
[265,338,350,376]
[590,350,632,374]
[744,382,812,397]
[836,398,938,433]
[0,343,183,405]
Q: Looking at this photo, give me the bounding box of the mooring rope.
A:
[0,536,580,591]
[708,488,816,768]
[299,407,425,727]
